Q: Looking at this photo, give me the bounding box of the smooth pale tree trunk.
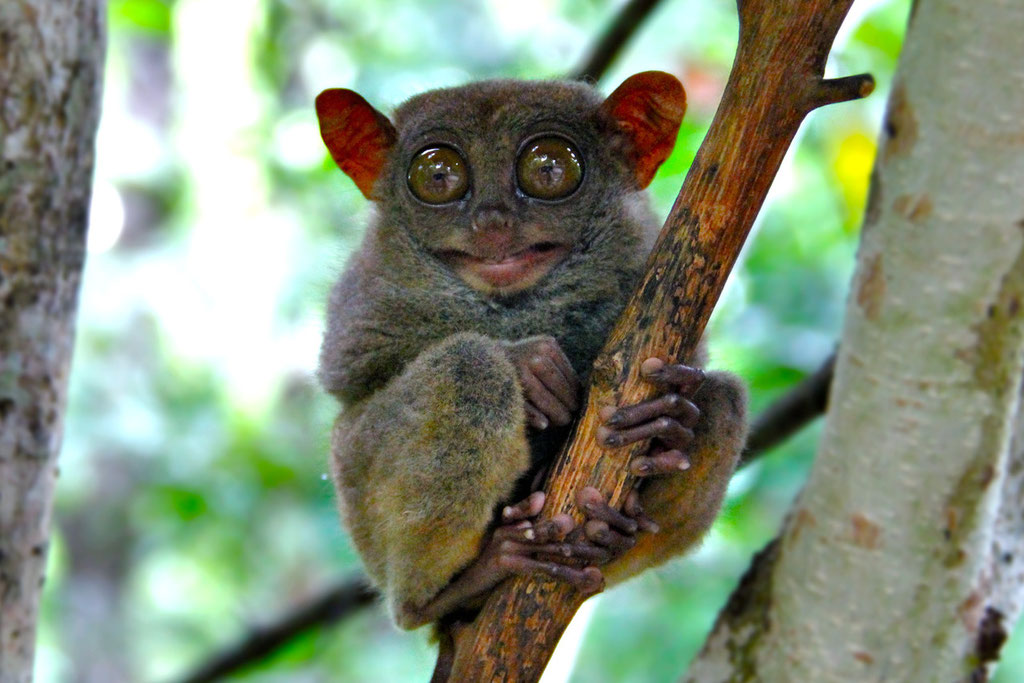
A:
[685,1,1024,681]
[0,1,105,681]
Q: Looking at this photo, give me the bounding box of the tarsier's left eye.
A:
[516,136,583,200]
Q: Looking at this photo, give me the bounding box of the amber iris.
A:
[408,146,470,204]
[516,136,583,200]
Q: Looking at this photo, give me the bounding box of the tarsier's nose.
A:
[469,205,518,256]
[471,205,514,233]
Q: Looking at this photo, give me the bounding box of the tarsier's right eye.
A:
[407,146,469,204]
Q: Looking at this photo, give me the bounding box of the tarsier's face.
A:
[316,74,686,297]
[400,130,582,294]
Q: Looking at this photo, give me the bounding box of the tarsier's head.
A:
[315,72,685,297]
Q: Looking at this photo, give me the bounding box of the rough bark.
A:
[685,1,1024,680]
[0,1,105,680]
[447,0,873,679]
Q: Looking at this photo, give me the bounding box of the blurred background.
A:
[38,0,1023,681]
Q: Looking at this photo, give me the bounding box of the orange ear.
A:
[315,89,397,199]
[602,71,687,189]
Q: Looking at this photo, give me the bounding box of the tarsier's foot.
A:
[408,492,604,625]
[490,491,604,593]
[597,358,705,476]
[572,486,657,563]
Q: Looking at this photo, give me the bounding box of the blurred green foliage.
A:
[39,0,1024,681]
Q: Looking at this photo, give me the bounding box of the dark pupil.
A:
[426,163,449,186]
[426,166,454,194]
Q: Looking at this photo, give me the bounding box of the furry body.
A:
[316,75,747,628]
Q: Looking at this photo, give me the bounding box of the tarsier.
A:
[315,71,747,635]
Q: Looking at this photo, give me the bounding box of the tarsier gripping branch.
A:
[314,72,747,638]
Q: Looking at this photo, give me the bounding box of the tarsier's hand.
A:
[597,358,704,476]
[504,336,581,430]
[574,358,706,559]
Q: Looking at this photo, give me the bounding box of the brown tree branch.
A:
[173,577,376,683]
[571,0,665,82]
[447,0,873,679]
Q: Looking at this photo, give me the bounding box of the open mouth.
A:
[440,242,570,293]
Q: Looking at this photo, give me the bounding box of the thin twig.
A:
[174,577,377,683]
[740,352,836,467]
[571,0,666,82]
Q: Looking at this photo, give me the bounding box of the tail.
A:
[430,623,455,683]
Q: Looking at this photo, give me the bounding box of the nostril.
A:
[471,207,513,232]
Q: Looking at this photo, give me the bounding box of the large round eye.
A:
[516,136,583,200]
[407,146,469,204]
